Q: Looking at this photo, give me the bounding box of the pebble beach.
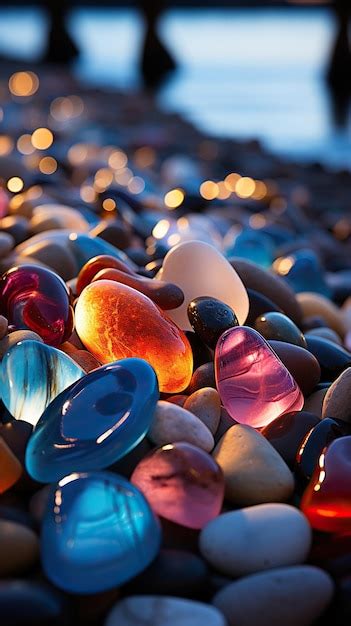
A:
[0,51,350,626]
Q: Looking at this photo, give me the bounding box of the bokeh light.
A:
[17,134,35,155]
[0,136,14,156]
[31,128,54,150]
[9,72,39,97]
[235,176,256,198]
[7,177,24,193]
[164,188,185,209]
[102,198,116,212]
[39,157,58,175]
[200,180,219,200]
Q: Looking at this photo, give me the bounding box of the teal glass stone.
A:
[25,358,159,482]
[1,340,85,426]
[224,229,274,268]
[41,471,161,593]
[274,249,331,297]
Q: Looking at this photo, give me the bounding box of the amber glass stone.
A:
[75,280,193,393]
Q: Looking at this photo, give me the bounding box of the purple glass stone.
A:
[215,326,304,429]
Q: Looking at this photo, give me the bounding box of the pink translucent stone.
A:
[131,442,224,529]
[215,326,304,429]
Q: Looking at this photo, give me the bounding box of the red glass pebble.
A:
[76,254,134,295]
[301,436,351,533]
[215,326,304,429]
[131,442,224,529]
[0,265,73,347]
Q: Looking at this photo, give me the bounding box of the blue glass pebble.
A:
[25,358,159,482]
[225,229,274,268]
[1,340,85,426]
[274,249,331,297]
[41,471,161,593]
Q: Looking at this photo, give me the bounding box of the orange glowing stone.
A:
[75,280,193,393]
[0,437,22,493]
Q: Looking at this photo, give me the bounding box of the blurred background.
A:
[0,1,350,169]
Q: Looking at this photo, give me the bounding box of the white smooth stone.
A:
[157,240,249,330]
[213,566,334,626]
[106,596,226,626]
[148,400,214,452]
[199,503,312,577]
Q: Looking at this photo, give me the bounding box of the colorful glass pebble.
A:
[215,326,304,429]
[301,436,351,533]
[25,358,159,482]
[224,228,274,268]
[0,265,73,347]
[41,471,161,593]
[131,442,224,529]
[158,240,249,331]
[1,340,85,426]
[75,280,193,393]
